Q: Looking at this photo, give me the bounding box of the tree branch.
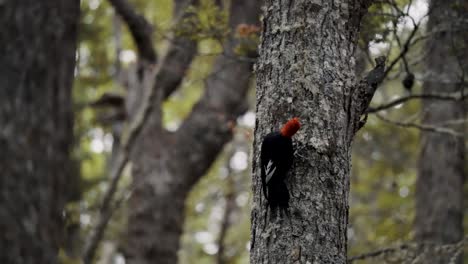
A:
[173,0,260,186]
[349,244,411,262]
[348,236,468,263]
[367,91,468,113]
[353,56,387,119]
[375,113,463,137]
[108,0,157,63]
[382,9,421,79]
[158,0,198,99]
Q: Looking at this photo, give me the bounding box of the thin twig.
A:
[383,20,420,79]
[348,236,468,263]
[367,91,467,113]
[375,113,462,137]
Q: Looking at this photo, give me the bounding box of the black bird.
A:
[260,117,301,213]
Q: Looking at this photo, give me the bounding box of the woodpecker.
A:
[260,117,301,213]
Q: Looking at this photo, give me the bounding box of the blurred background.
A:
[1,0,466,263]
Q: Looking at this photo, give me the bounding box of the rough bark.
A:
[122,1,261,263]
[250,1,382,263]
[414,0,467,262]
[0,1,79,263]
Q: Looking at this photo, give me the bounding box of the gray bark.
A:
[0,1,79,263]
[414,0,467,262]
[122,1,261,263]
[250,1,382,263]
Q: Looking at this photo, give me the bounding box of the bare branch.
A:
[158,34,198,99]
[152,0,201,98]
[348,244,411,263]
[367,91,468,113]
[348,236,468,263]
[353,56,387,118]
[173,0,260,185]
[348,56,386,135]
[375,113,463,137]
[383,20,420,79]
[108,0,157,62]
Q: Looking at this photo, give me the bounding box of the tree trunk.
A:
[414,0,467,262]
[0,1,79,263]
[123,1,261,263]
[250,1,382,263]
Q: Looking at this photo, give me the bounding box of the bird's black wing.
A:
[260,132,280,200]
[284,139,294,178]
[260,136,270,200]
[260,133,294,211]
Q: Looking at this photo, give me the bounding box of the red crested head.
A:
[280,117,301,137]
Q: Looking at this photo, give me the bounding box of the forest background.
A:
[0,0,466,263]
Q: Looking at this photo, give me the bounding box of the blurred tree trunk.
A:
[0,1,79,264]
[122,1,260,263]
[250,1,384,263]
[414,0,467,262]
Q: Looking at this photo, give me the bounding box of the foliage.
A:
[234,24,260,57]
[175,0,229,41]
